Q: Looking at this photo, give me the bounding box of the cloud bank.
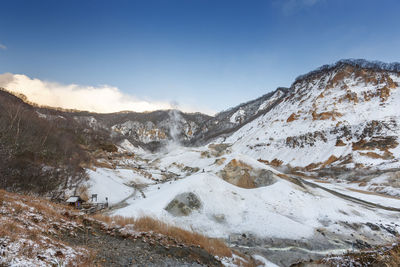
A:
[0,73,211,114]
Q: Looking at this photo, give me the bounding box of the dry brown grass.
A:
[13,203,25,214]
[1,188,73,221]
[1,221,22,238]
[29,199,65,220]
[27,228,40,241]
[135,216,233,257]
[387,245,400,266]
[0,189,95,266]
[94,160,115,169]
[93,214,232,258]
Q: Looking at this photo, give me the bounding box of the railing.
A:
[81,202,108,214]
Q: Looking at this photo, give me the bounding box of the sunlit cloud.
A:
[0,43,7,50]
[0,73,214,114]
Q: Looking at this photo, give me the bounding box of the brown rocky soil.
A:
[61,216,221,266]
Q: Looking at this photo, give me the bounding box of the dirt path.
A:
[60,219,222,266]
[346,187,400,200]
[296,176,400,212]
[104,182,146,214]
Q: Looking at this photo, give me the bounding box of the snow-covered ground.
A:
[86,167,155,205]
[85,144,400,246]
[81,64,400,265]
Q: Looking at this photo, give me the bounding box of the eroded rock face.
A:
[165,192,202,216]
[201,144,232,158]
[218,159,277,189]
[200,144,232,158]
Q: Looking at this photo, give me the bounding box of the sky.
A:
[1,0,400,114]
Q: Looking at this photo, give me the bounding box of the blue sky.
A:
[1,0,400,113]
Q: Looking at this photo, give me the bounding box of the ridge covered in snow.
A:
[223,59,400,173]
[2,59,400,266]
[295,58,400,83]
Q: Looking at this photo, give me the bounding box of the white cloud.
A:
[0,73,214,114]
[0,43,7,50]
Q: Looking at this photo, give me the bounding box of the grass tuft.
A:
[93,214,232,258]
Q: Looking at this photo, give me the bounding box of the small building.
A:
[91,194,98,203]
[66,196,85,209]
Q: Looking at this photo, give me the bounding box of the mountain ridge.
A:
[295,58,400,84]
[1,58,400,266]
[2,58,400,152]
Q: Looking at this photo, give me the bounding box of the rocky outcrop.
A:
[165,192,202,216]
[218,159,277,189]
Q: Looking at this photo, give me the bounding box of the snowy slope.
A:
[113,170,400,240]
[223,60,400,171]
[85,142,400,265]
[190,88,288,145]
[93,145,400,243]
[82,59,400,265]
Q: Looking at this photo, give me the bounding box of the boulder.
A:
[165,192,202,216]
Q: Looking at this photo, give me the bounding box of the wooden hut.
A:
[66,196,85,209]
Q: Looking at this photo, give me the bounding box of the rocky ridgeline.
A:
[222,59,400,175]
[2,59,400,185]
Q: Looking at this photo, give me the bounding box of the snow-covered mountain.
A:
[68,59,400,164]
[222,59,400,174]
[2,59,400,266]
[69,87,290,148]
[82,59,400,265]
[31,107,212,150]
[190,87,288,145]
